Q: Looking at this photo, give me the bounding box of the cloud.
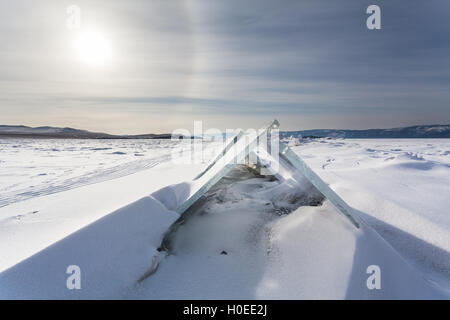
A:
[0,0,449,133]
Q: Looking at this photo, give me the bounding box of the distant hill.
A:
[1,124,449,139]
[282,125,450,139]
[0,125,182,139]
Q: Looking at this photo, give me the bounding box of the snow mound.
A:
[0,196,179,299]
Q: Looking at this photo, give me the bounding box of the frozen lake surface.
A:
[0,138,448,299]
[0,139,189,207]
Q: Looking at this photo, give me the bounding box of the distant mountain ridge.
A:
[1,124,449,139]
[282,125,450,139]
[0,125,176,139]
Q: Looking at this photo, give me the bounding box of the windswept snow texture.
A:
[0,138,449,299]
[293,139,450,291]
[0,139,193,207]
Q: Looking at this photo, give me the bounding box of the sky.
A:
[0,0,449,134]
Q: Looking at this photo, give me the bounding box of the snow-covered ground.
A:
[0,139,220,274]
[0,138,448,299]
[292,139,450,292]
[0,139,184,207]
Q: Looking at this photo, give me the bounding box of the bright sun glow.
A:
[74,31,112,67]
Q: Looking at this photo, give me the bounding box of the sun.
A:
[74,31,112,67]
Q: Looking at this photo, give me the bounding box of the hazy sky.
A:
[1,0,449,134]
